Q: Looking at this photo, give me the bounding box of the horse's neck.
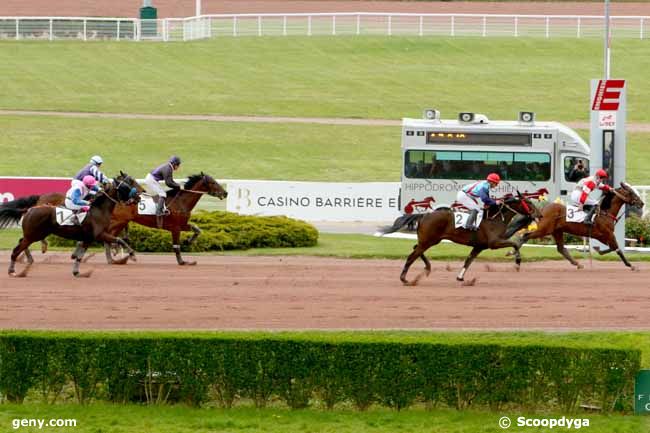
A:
[606,194,625,216]
[497,206,519,224]
[170,188,203,212]
[92,193,117,218]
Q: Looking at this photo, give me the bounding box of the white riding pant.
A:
[144,173,167,198]
[456,191,483,211]
[570,190,597,207]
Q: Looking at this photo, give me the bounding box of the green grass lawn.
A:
[0,403,646,433]
[1,115,650,184]
[1,37,649,122]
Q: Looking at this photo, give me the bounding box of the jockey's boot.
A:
[584,205,597,225]
[465,209,479,231]
[155,198,165,228]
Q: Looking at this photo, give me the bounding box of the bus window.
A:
[405,150,551,181]
[564,156,589,182]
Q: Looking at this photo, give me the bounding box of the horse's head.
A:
[186,172,228,200]
[618,182,645,208]
[503,190,541,219]
[113,171,143,204]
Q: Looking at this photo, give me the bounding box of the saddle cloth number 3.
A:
[566,204,585,223]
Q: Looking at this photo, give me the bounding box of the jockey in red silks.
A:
[569,168,613,225]
[456,173,501,230]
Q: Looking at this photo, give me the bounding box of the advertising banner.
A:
[227,180,401,222]
[0,177,71,204]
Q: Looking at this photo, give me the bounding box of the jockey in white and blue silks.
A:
[65,176,99,213]
[455,173,501,230]
[74,155,108,185]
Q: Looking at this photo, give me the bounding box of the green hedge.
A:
[49,211,318,252]
[0,333,640,412]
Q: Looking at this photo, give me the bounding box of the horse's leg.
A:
[457,246,485,281]
[552,231,582,269]
[400,238,439,286]
[172,230,196,266]
[41,239,48,254]
[72,243,93,278]
[23,248,34,265]
[603,237,636,270]
[183,223,202,246]
[9,238,34,277]
[97,233,137,263]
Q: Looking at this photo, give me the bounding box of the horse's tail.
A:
[0,206,26,229]
[0,194,40,211]
[378,214,425,235]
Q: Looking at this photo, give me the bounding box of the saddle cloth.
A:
[137,195,169,216]
[565,204,586,223]
[453,208,484,229]
[55,207,88,226]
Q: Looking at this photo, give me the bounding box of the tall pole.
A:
[604,0,611,78]
[195,0,201,16]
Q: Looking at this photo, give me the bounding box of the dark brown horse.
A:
[517,182,644,270]
[380,190,544,285]
[105,173,227,266]
[0,173,141,277]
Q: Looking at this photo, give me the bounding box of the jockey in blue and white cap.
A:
[74,155,108,185]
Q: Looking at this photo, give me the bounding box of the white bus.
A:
[399,110,591,213]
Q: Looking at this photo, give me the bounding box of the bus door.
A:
[560,154,590,200]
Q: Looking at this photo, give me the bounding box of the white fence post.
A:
[545,16,550,38]
[482,16,486,37]
[356,14,360,35]
[332,15,336,35]
[577,17,581,38]
[641,18,644,40]
[514,16,518,37]
[419,15,423,36]
[257,15,262,36]
[308,15,312,36]
[283,15,287,36]
[388,15,392,36]
[207,17,212,39]
[83,18,87,41]
[49,18,53,41]
[15,18,19,40]
[117,20,121,41]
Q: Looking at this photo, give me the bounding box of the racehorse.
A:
[0,172,141,277]
[104,172,227,266]
[0,192,65,254]
[380,190,544,285]
[516,182,644,270]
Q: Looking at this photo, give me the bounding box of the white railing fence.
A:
[635,186,650,218]
[1,13,649,41]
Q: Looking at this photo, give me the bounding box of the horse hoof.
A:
[8,271,16,277]
[81,253,95,263]
[631,266,638,271]
[514,264,520,272]
[129,254,137,262]
[74,270,93,278]
[180,260,197,266]
[456,276,464,282]
[461,278,477,287]
[111,256,129,265]
[577,264,584,270]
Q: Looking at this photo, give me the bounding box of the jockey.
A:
[144,156,182,228]
[65,176,99,223]
[74,155,109,185]
[569,168,613,225]
[456,173,501,230]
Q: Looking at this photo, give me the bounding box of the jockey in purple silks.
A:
[144,156,182,228]
[74,155,108,185]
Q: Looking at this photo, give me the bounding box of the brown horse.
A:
[0,173,141,277]
[104,172,227,266]
[517,182,644,270]
[380,190,544,284]
[0,192,66,254]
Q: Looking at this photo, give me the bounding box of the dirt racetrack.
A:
[0,252,648,330]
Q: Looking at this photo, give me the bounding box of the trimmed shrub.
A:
[49,211,318,252]
[625,215,650,246]
[0,332,640,413]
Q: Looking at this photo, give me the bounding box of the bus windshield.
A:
[404,150,551,181]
